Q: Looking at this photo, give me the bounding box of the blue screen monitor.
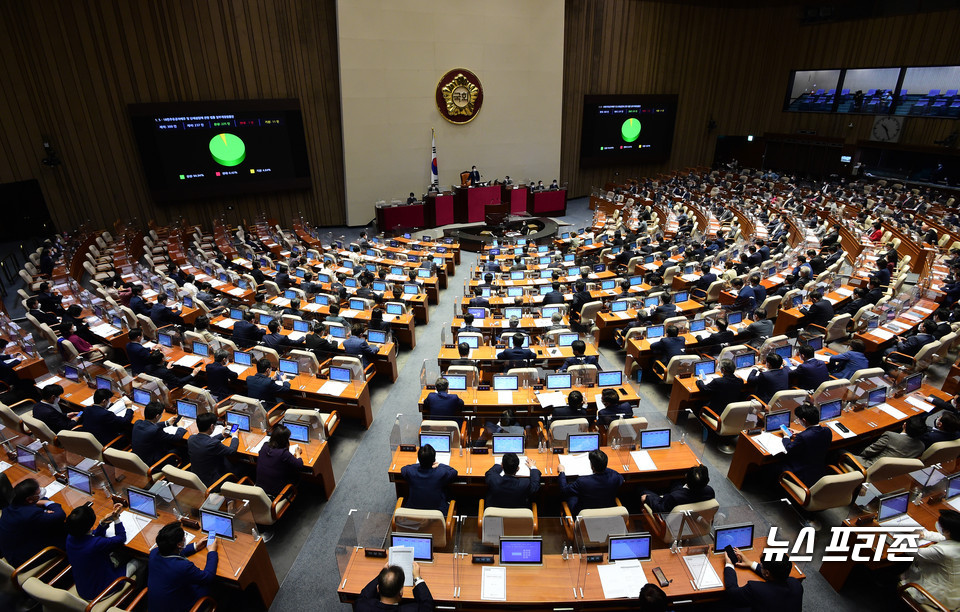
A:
[158,332,173,348]
[493,375,519,391]
[230,308,243,320]
[419,432,451,453]
[386,303,403,315]
[805,336,823,351]
[66,466,92,494]
[546,373,572,389]
[402,284,418,295]
[611,301,629,312]
[349,299,366,311]
[564,254,575,262]
[819,400,843,421]
[504,307,523,319]
[689,319,706,332]
[878,491,910,522]
[644,255,655,264]
[258,314,273,326]
[714,524,754,552]
[295,268,306,278]
[774,345,793,360]
[640,429,671,450]
[507,287,523,297]
[284,290,297,300]
[182,296,194,308]
[727,311,743,325]
[445,374,467,391]
[629,276,644,286]
[390,266,404,275]
[329,325,347,339]
[225,411,250,432]
[946,473,960,500]
[568,432,600,453]
[644,297,659,308]
[675,291,689,303]
[868,387,887,407]
[344,278,358,288]
[492,434,524,455]
[293,320,310,333]
[367,330,387,344]
[608,533,653,561]
[601,279,616,290]
[133,388,151,406]
[542,306,562,319]
[645,326,664,340]
[329,366,351,382]
[233,351,252,366]
[558,333,579,347]
[765,410,790,432]
[284,421,310,443]
[315,295,331,306]
[734,353,755,370]
[539,256,551,265]
[372,281,387,292]
[459,334,480,349]
[176,399,198,419]
[63,364,79,382]
[539,286,553,295]
[792,295,803,308]
[511,271,525,280]
[598,371,622,387]
[279,359,299,376]
[391,533,433,561]
[200,509,235,540]
[500,538,542,565]
[905,373,923,394]
[15,445,37,471]
[418,268,432,278]
[127,487,158,518]
[694,360,715,377]
[192,342,208,357]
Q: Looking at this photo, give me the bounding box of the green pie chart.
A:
[621,118,641,143]
[209,133,246,166]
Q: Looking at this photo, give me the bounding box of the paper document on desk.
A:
[825,297,839,305]
[211,425,225,437]
[536,391,566,409]
[501,297,515,305]
[382,314,395,323]
[615,311,631,319]
[35,376,64,389]
[90,323,121,337]
[901,312,922,322]
[107,511,152,544]
[905,396,935,412]
[535,318,552,328]
[247,436,270,454]
[630,450,657,471]
[598,561,647,599]
[769,275,784,283]
[754,432,786,455]
[948,498,960,512]
[80,396,95,407]
[174,355,204,368]
[215,319,236,329]
[163,425,182,435]
[826,421,856,439]
[871,329,896,341]
[548,348,562,357]
[876,403,907,420]
[497,391,514,405]
[0,461,11,474]
[287,331,306,341]
[227,363,247,375]
[914,306,933,314]
[558,453,593,476]
[881,514,923,530]
[227,288,245,296]
[44,482,65,499]
[76,457,98,471]
[480,566,507,601]
[683,554,723,590]
[835,287,854,297]
[340,309,359,319]
[319,380,349,396]
[109,400,128,416]
[388,546,415,587]
[272,298,291,308]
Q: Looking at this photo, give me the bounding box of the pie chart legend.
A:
[209,133,246,166]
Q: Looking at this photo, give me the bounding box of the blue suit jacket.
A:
[723,564,803,612]
[783,425,832,486]
[33,400,75,433]
[559,467,624,514]
[829,350,869,380]
[129,296,150,316]
[597,402,634,427]
[804,299,834,327]
[126,341,151,375]
[0,502,66,566]
[79,404,133,445]
[485,465,541,508]
[132,419,185,466]
[921,427,960,448]
[650,336,686,362]
[246,373,290,405]
[205,361,238,400]
[232,320,265,347]
[747,367,791,404]
[542,291,565,305]
[148,544,218,612]
[66,522,125,600]
[423,391,464,424]
[790,359,829,390]
[343,336,378,365]
[559,355,599,371]
[149,303,179,327]
[187,433,239,486]
[399,463,458,512]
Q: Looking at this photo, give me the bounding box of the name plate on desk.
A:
[399,444,416,453]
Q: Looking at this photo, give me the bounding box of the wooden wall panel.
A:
[562,1,960,196]
[0,0,345,234]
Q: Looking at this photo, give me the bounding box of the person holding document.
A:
[357,563,434,611]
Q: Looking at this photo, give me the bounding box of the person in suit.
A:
[263,319,305,350]
[356,564,433,612]
[696,359,744,414]
[550,390,588,423]
[827,338,869,380]
[250,261,267,285]
[274,265,292,290]
[132,401,185,466]
[423,377,465,425]
[36,281,64,314]
[724,550,803,612]
[497,334,537,365]
[205,349,238,401]
[837,286,870,316]
[485,453,540,508]
[399,444,458,513]
[448,342,474,367]
[458,313,482,334]
[900,508,960,610]
[344,323,379,366]
[801,289,834,329]
[187,412,239,486]
[246,358,290,406]
[921,412,960,448]
[852,415,927,468]
[597,388,633,426]
[80,388,133,445]
[144,350,202,389]
[642,465,715,513]
[32,384,79,433]
[694,264,717,291]
[26,296,59,326]
[569,281,592,317]
[790,344,829,390]
[559,339,599,371]
[468,287,489,308]
[782,402,832,486]
[0,479,67,567]
[702,318,737,347]
[885,320,938,360]
[738,308,773,343]
[542,282,565,305]
[469,165,481,185]
[726,278,757,313]
[65,502,133,601]
[747,353,791,404]
[148,522,218,612]
[256,423,304,496]
[649,325,686,363]
[232,310,265,348]
[558,449,624,514]
[149,293,181,328]
[482,254,501,273]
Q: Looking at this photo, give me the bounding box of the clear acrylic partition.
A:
[221,399,268,431]
[419,359,442,390]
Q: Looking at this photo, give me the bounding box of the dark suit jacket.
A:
[747,367,791,404]
[147,544,218,612]
[246,373,290,405]
[790,359,829,390]
[550,404,588,422]
[597,402,633,427]
[0,501,67,566]
[894,333,935,357]
[33,400,75,433]
[357,575,433,612]
[149,303,179,327]
[29,308,60,326]
[645,483,716,513]
[126,341,151,375]
[723,564,803,612]
[187,432,239,486]
[804,299,834,328]
[497,348,537,363]
[650,336,686,362]
[423,391,464,424]
[559,468,624,514]
[921,427,960,448]
[79,403,133,445]
[559,355,599,371]
[570,291,592,315]
[205,362,238,400]
[702,330,736,347]
[129,295,149,316]
[485,464,541,508]
[131,419,185,466]
[399,463,458,512]
[344,335,379,365]
[263,332,303,351]
[542,291,565,305]
[783,425,832,486]
[695,273,717,290]
[695,374,744,414]
[232,320,265,348]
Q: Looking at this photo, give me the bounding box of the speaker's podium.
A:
[453,184,501,223]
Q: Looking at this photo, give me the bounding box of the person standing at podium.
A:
[469,166,481,185]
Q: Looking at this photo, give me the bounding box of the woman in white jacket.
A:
[901,508,960,609]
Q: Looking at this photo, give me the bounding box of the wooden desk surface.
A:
[417,384,642,415]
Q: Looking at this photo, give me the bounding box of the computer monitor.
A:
[714,524,754,551]
[644,255,655,264]
[158,332,173,348]
[315,295,330,306]
[598,371,623,387]
[774,345,793,360]
[819,400,843,421]
[132,388,152,406]
[386,303,403,315]
[284,421,310,443]
[493,375,519,391]
[391,533,433,562]
[329,325,347,339]
[645,326,664,340]
[349,298,366,311]
[284,290,297,300]
[734,353,756,370]
[492,434,524,455]
[329,366,351,382]
[66,466,92,494]
[192,342,208,357]
[419,432,452,453]
[95,376,113,391]
[342,260,354,270]
[611,301,629,313]
[867,318,880,330]
[16,445,37,471]
[904,373,923,394]
[805,336,823,351]
[372,281,387,292]
[467,307,486,319]
[877,491,910,522]
[200,509,235,540]
[445,374,467,391]
[503,307,523,320]
[175,399,198,419]
[561,232,570,240]
[601,279,617,290]
[629,276,644,286]
[675,291,689,303]
[390,266,403,275]
[792,295,803,308]
[418,268,432,278]
[127,486,158,518]
[558,333,579,347]
[542,306,562,319]
[765,410,791,432]
[499,537,543,565]
[367,329,387,344]
[63,364,79,382]
[695,360,716,377]
[564,253,576,262]
[225,411,250,432]
[230,308,243,320]
[237,279,249,290]
[643,297,659,308]
[546,373,572,390]
[689,319,706,332]
[511,271,525,280]
[278,359,299,376]
[608,533,653,562]
[868,387,887,407]
[568,432,600,453]
[946,473,960,500]
[293,319,310,333]
[459,334,480,349]
[507,287,523,298]
[539,286,553,296]
[640,429,671,450]
[233,351,252,367]
[258,314,273,326]
[727,311,743,325]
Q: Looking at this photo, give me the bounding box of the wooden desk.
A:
[771,285,855,336]
[596,300,702,344]
[416,385,642,419]
[854,299,939,354]
[436,344,600,377]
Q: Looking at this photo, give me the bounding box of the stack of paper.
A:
[872,328,896,341]
[497,391,515,405]
[227,363,248,375]
[682,554,723,589]
[753,432,786,455]
[876,403,908,420]
[535,391,566,409]
[340,309,359,318]
[598,561,648,598]
[215,319,236,329]
[319,380,349,396]
[480,566,506,601]
[174,355,204,368]
[630,450,657,471]
[558,453,593,476]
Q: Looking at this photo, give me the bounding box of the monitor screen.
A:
[774,345,793,360]
[419,432,451,453]
[579,94,679,167]
[695,360,715,377]
[542,306,562,319]
[66,466,92,494]
[233,351,252,366]
[867,318,880,330]
[511,271,525,280]
[386,303,403,315]
[734,353,756,370]
[564,253,576,262]
[645,326,664,340]
[293,319,310,333]
[258,314,274,326]
[640,429,671,450]
[445,374,467,391]
[714,524,754,551]
[765,410,790,432]
[459,334,480,349]
[329,366,351,382]
[905,373,923,394]
[329,325,347,339]
[493,376,519,391]
[558,333,579,347]
[63,365,79,382]
[644,297,659,308]
[158,332,173,347]
[390,266,403,275]
[569,432,600,453]
[391,533,433,561]
[507,287,523,298]
[315,295,330,306]
[192,342,208,357]
[278,359,299,376]
[500,538,543,565]
[504,307,523,319]
[372,281,387,292]
[284,421,310,443]
[792,295,803,308]
[608,533,652,562]
[492,434,524,455]
[177,399,198,419]
[878,491,910,522]
[611,301,629,312]
[689,319,706,332]
[367,329,387,344]
[133,388,152,406]
[947,473,960,500]
[675,291,689,303]
[868,387,887,407]
[127,487,158,518]
[819,400,843,421]
[418,268,431,278]
[225,411,250,432]
[546,374,572,390]
[629,276,644,286]
[806,336,823,351]
[728,311,743,325]
[200,509,235,540]
[16,445,38,471]
[602,279,617,290]
[349,299,365,311]
[598,371,623,387]
[230,308,243,320]
[539,286,553,296]
[467,308,486,319]
[284,290,297,299]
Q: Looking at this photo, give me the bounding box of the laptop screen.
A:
[467,307,486,319]
[714,524,754,551]
[16,445,37,471]
[500,538,543,565]
[63,365,79,382]
[233,351,252,366]
[689,319,706,332]
[419,433,451,453]
[640,429,671,450]
[349,299,366,311]
[598,371,622,387]
[568,432,600,453]
[546,373,572,389]
[293,320,310,332]
[695,360,715,377]
[225,411,250,432]
[765,410,790,432]
[645,326,664,340]
[868,387,887,407]
[386,303,403,315]
[558,333,579,347]
[133,388,152,406]
[127,487,157,518]
[200,509,235,540]
[905,373,923,394]
[445,375,467,391]
[493,375,519,391]
[391,533,433,561]
[279,359,299,376]
[158,332,173,347]
[284,421,310,443]
[192,342,208,357]
[459,334,480,349]
[492,434,524,455]
[66,466,92,494]
[608,534,652,562]
[819,400,843,421]
[675,291,689,303]
[177,399,198,419]
[367,330,387,344]
[774,345,793,360]
[330,366,351,382]
[727,311,743,325]
[878,491,910,522]
[230,308,243,320]
[734,353,756,370]
[611,301,629,312]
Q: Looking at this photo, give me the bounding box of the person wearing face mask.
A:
[32,383,80,433]
[0,478,67,566]
[900,509,960,609]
